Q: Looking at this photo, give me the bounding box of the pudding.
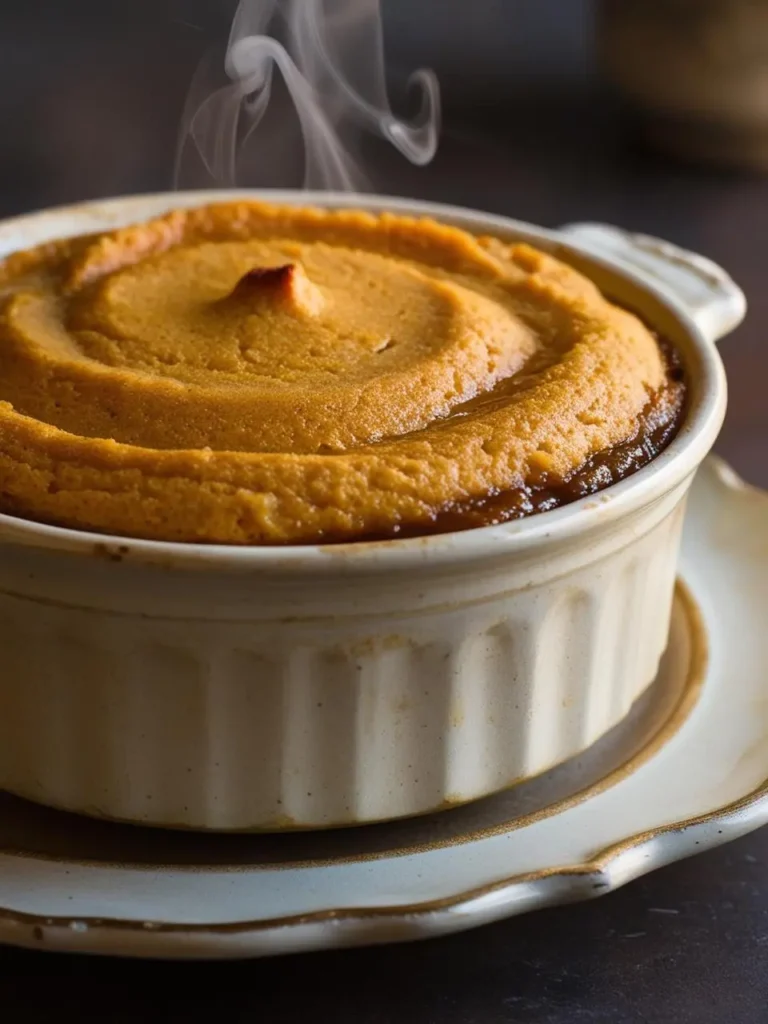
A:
[0,201,684,544]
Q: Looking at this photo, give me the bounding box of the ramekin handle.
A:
[558,222,746,344]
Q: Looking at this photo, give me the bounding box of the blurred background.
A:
[0,0,765,484]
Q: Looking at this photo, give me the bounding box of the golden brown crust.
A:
[0,201,677,544]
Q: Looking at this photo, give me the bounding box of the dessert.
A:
[0,201,685,544]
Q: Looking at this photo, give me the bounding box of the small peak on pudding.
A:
[222,262,325,317]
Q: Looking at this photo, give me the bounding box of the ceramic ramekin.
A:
[0,191,745,831]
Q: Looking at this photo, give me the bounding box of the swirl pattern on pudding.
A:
[0,202,684,544]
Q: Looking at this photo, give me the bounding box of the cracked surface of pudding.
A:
[0,201,685,544]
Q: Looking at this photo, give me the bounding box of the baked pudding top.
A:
[0,201,683,544]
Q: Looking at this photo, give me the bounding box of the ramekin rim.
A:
[0,189,728,570]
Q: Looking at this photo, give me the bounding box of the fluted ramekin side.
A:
[0,491,687,830]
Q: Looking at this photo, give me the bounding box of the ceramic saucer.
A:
[0,456,766,959]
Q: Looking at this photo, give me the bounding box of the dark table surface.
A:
[0,3,767,1020]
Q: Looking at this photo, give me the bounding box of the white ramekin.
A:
[0,191,745,831]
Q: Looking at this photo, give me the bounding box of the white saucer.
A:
[0,456,766,960]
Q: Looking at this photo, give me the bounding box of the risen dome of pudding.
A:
[0,201,684,544]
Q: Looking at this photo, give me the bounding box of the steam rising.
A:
[175,0,440,191]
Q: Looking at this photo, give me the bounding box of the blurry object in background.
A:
[597,0,768,170]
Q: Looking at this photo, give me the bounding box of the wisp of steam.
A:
[175,0,440,192]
